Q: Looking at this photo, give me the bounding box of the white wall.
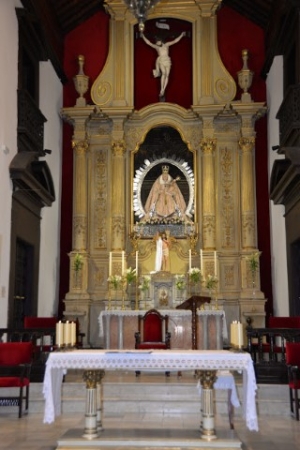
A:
[0,0,22,326]
[38,62,63,317]
[266,55,289,316]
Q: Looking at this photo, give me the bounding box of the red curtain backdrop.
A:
[60,6,273,315]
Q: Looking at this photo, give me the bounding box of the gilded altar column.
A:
[201,138,216,250]
[111,140,126,250]
[239,137,256,249]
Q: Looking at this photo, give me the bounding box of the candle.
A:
[136,250,138,276]
[200,249,203,272]
[109,252,112,277]
[189,249,192,272]
[64,321,71,345]
[70,322,76,346]
[237,322,244,348]
[214,251,217,277]
[122,251,125,275]
[55,321,64,347]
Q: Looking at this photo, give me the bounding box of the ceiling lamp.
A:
[123,0,161,31]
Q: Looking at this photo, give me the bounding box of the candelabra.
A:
[123,0,161,31]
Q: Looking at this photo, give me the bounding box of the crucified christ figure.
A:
[141,31,186,98]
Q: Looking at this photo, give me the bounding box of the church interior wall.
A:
[266,55,289,317]
[37,61,63,317]
[0,0,22,327]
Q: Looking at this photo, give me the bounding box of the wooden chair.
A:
[286,342,300,420]
[0,342,33,417]
[135,308,171,376]
[24,316,57,359]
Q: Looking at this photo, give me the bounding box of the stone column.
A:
[239,137,256,249]
[196,370,217,440]
[111,140,126,251]
[201,138,216,250]
[82,370,105,439]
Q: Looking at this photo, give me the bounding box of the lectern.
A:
[176,296,211,349]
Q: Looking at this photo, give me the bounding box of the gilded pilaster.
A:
[239,136,256,249]
[201,138,216,249]
[72,139,89,251]
[111,140,126,250]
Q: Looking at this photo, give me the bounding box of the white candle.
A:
[214,251,217,277]
[70,322,76,346]
[109,252,112,277]
[237,322,244,348]
[189,249,192,272]
[136,250,138,276]
[200,249,203,272]
[55,321,64,347]
[64,321,71,345]
[122,251,125,275]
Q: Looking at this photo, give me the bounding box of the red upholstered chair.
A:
[0,342,33,418]
[135,309,171,376]
[286,342,300,420]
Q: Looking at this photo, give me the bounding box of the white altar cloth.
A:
[43,349,258,431]
[98,309,228,340]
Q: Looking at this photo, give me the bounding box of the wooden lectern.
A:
[176,296,211,349]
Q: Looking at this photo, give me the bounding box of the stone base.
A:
[56,428,242,449]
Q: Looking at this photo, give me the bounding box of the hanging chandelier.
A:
[123,0,161,31]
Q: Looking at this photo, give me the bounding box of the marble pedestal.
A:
[56,428,242,449]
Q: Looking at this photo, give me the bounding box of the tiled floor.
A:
[0,409,300,449]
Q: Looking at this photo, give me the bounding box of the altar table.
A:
[43,349,258,440]
[98,309,228,350]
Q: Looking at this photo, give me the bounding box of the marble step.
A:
[1,371,291,419]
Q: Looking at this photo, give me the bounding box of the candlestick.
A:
[200,249,203,272]
[122,251,125,275]
[136,250,138,276]
[189,249,192,272]
[109,252,112,277]
[214,251,217,277]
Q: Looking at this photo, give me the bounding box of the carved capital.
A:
[200,138,217,154]
[239,136,255,153]
[83,370,105,389]
[72,139,89,155]
[112,140,126,156]
[195,370,217,389]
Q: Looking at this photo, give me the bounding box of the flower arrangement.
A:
[188,267,202,284]
[175,274,186,291]
[74,253,83,272]
[138,275,151,292]
[107,274,122,290]
[204,274,218,291]
[125,267,137,284]
[247,251,261,275]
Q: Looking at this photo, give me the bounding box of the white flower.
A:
[108,274,122,289]
[204,274,218,291]
[188,267,202,283]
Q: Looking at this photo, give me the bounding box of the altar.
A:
[43,349,258,449]
[99,309,227,350]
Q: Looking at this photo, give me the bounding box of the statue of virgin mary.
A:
[144,165,186,220]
